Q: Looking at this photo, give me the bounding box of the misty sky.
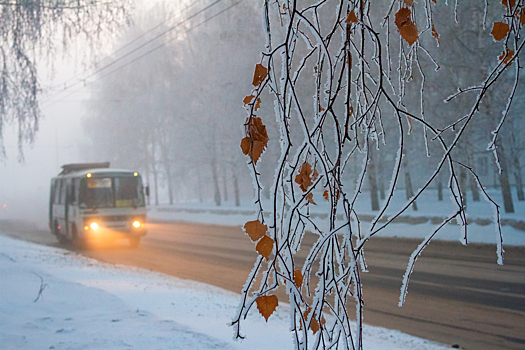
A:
[0,68,87,225]
[0,0,161,225]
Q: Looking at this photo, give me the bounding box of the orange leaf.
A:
[252,63,268,86]
[404,0,413,6]
[399,21,419,45]
[256,295,278,322]
[242,117,269,164]
[323,190,329,201]
[295,163,314,192]
[394,8,412,29]
[249,117,269,148]
[521,9,525,25]
[345,10,358,23]
[243,220,268,242]
[306,193,317,205]
[294,270,303,288]
[251,140,265,164]
[432,25,440,44]
[499,48,515,65]
[256,235,274,259]
[395,8,418,45]
[304,307,311,320]
[240,137,251,155]
[243,95,254,105]
[491,22,510,41]
[502,0,516,9]
[255,98,262,111]
[310,317,320,333]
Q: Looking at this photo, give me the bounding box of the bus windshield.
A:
[79,176,145,209]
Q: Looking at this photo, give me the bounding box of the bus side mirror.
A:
[145,185,150,197]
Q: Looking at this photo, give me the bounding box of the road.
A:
[1,219,524,350]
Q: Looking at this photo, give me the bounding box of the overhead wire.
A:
[41,0,228,108]
[43,0,204,93]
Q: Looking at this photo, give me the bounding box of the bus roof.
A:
[55,166,141,179]
[60,162,110,175]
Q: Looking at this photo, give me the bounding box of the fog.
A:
[0,72,88,227]
[1,0,524,230]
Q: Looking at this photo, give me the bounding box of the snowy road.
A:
[1,219,524,349]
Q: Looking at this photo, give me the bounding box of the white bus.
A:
[49,162,148,248]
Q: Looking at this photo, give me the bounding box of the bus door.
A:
[66,179,79,238]
[58,179,68,237]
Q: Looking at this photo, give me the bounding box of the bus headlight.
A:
[90,222,99,230]
[132,220,141,228]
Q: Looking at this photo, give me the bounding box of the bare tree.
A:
[0,0,132,159]
[234,1,521,349]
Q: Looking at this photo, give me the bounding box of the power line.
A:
[94,0,244,83]
[42,0,244,110]
[44,0,205,93]
[41,0,225,108]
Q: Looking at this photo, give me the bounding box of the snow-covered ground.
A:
[0,235,454,349]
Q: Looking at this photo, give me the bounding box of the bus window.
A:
[59,180,68,204]
[54,180,62,204]
[68,181,76,204]
[79,177,114,208]
[114,177,144,207]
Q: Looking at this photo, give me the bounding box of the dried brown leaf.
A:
[243,220,267,242]
[243,95,254,105]
[395,8,418,45]
[432,25,440,44]
[295,163,314,192]
[404,0,414,6]
[255,98,261,111]
[323,190,329,201]
[399,21,419,45]
[394,8,411,29]
[345,10,358,23]
[252,63,268,86]
[306,193,317,205]
[241,117,269,164]
[256,235,274,259]
[521,8,525,25]
[502,0,516,9]
[499,48,515,65]
[256,295,278,322]
[491,22,510,41]
[294,270,303,288]
[240,137,251,155]
[251,140,264,164]
[310,317,320,333]
[249,117,269,147]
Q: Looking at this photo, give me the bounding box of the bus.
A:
[49,162,148,247]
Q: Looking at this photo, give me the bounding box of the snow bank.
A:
[0,235,452,349]
[149,189,525,246]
